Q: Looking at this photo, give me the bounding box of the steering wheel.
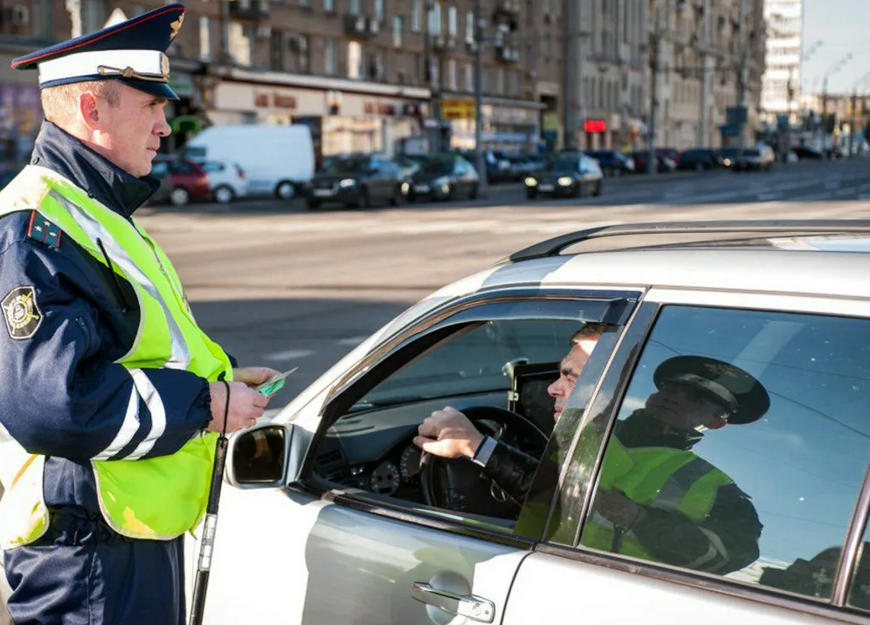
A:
[419,406,550,518]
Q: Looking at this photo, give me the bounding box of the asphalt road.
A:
[136,158,870,405]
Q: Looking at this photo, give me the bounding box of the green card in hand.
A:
[254,367,298,396]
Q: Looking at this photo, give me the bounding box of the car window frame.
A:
[541,286,870,620]
[293,288,642,539]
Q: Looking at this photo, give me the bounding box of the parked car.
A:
[718,146,742,168]
[200,160,249,204]
[392,154,424,180]
[188,220,870,625]
[585,150,635,177]
[183,124,314,200]
[656,147,681,169]
[306,155,405,209]
[505,154,548,180]
[152,155,211,206]
[458,150,513,183]
[678,148,721,171]
[734,145,775,172]
[408,154,480,202]
[791,146,823,161]
[524,153,603,198]
[630,151,675,173]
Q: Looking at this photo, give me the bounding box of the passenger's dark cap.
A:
[653,355,770,425]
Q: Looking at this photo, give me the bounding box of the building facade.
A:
[647,0,765,150]
[761,0,801,122]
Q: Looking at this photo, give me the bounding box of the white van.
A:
[183,125,314,200]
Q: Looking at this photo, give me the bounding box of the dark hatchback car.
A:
[409,155,480,202]
[524,153,603,199]
[307,155,405,209]
[585,150,635,177]
[678,148,721,171]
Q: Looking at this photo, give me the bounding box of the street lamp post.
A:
[473,0,488,198]
[820,53,852,159]
[646,7,662,176]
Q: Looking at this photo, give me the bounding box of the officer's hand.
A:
[413,406,485,459]
[232,366,282,388]
[207,381,270,434]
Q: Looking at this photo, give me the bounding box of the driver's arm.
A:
[414,407,538,503]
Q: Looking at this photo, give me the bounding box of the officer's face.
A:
[95,84,171,177]
[645,382,730,432]
[547,338,598,422]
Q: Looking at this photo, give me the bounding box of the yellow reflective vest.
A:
[0,165,232,549]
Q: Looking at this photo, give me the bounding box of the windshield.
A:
[322,159,366,174]
[548,159,578,173]
[422,160,453,175]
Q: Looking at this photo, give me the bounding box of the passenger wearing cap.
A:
[581,355,766,574]
[0,6,280,624]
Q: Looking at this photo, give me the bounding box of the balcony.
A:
[343,14,378,39]
[428,33,457,52]
[228,0,269,20]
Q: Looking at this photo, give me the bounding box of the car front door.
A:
[190,289,640,624]
[504,290,870,624]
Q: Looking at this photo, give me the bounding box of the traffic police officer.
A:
[0,5,279,623]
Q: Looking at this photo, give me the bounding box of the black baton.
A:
[189,378,231,625]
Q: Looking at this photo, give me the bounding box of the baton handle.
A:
[188,434,229,625]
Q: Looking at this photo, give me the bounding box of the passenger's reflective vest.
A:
[0,165,232,549]
[581,438,734,562]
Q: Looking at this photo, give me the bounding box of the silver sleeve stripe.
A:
[92,382,141,460]
[126,368,167,460]
[48,190,192,370]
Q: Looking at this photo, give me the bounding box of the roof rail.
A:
[506,220,870,264]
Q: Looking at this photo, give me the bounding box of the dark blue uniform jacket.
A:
[0,121,214,518]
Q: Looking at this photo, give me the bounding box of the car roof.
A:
[417,221,870,309]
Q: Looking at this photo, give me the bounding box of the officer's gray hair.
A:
[41,80,120,125]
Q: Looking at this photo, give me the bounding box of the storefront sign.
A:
[442,97,476,120]
[584,119,607,133]
[255,91,297,109]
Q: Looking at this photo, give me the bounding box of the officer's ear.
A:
[78,90,101,129]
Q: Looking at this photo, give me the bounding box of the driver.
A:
[413,324,605,501]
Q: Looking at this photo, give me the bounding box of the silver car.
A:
[189,221,870,625]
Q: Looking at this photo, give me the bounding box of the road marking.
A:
[263,349,314,362]
[337,336,367,346]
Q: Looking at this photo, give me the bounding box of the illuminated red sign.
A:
[584,119,607,133]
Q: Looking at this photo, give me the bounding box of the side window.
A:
[578,305,870,601]
[310,299,628,533]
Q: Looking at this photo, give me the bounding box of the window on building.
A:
[270,30,285,71]
[325,39,337,74]
[545,34,551,60]
[412,0,422,32]
[347,41,363,79]
[393,16,403,48]
[466,10,474,43]
[497,67,505,95]
[228,21,254,66]
[447,58,457,91]
[31,0,52,39]
[465,63,474,92]
[82,0,107,34]
[298,34,310,72]
[324,0,335,11]
[429,2,442,36]
[199,16,211,61]
[350,0,361,14]
[510,70,519,96]
[300,0,310,7]
[448,6,458,37]
[375,0,385,23]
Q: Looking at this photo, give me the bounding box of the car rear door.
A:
[504,290,870,624]
[191,289,640,624]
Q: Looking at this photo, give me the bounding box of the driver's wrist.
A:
[471,436,498,467]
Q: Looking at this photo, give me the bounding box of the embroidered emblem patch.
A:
[2,286,42,340]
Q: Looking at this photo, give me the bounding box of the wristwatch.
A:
[470,435,498,467]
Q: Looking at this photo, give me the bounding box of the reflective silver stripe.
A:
[48,190,191,370]
[684,527,729,572]
[127,368,166,459]
[655,457,716,511]
[92,385,141,460]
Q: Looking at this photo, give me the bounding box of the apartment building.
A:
[647,0,765,150]
[761,0,802,122]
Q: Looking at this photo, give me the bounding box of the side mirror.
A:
[226,424,291,486]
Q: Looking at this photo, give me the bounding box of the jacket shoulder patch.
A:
[2,286,43,340]
[26,211,62,248]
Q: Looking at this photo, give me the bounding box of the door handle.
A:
[410,582,495,623]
